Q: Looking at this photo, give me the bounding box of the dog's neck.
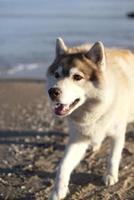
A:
[69,98,107,125]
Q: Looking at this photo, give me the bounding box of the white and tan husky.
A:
[46,38,134,200]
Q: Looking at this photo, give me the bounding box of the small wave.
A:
[7,63,40,75]
[0,62,48,80]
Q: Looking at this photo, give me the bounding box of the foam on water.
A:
[0,63,48,80]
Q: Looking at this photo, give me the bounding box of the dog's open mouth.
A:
[54,98,80,116]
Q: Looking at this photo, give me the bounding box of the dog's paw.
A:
[49,185,68,200]
[103,174,118,186]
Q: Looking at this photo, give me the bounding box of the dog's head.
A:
[47,38,106,117]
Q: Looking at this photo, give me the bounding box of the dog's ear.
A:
[86,41,106,71]
[56,38,67,56]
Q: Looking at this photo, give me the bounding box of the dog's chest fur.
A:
[68,103,116,147]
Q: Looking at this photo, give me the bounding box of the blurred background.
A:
[0,0,134,80]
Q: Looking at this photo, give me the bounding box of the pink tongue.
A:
[54,104,69,115]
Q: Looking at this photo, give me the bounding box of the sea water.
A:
[0,0,134,79]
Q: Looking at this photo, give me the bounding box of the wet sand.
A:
[0,81,133,200]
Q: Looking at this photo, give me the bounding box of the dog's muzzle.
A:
[48,87,81,116]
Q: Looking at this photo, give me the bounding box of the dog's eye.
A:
[54,72,60,78]
[73,74,83,81]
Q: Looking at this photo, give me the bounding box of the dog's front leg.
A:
[104,131,125,186]
[50,140,89,200]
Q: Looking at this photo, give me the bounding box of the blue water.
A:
[0,0,134,79]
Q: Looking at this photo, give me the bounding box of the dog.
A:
[46,38,134,200]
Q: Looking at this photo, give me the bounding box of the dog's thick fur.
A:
[46,38,134,200]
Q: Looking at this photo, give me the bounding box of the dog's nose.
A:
[48,87,61,100]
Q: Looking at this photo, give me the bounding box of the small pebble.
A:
[8,173,12,177]
[36,135,41,139]
[21,185,26,190]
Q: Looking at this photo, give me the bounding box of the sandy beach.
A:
[0,81,133,200]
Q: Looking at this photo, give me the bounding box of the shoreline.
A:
[0,78,45,83]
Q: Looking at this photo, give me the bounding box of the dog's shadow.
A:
[0,130,66,150]
[71,172,102,187]
[2,129,133,199]
[0,129,108,187]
